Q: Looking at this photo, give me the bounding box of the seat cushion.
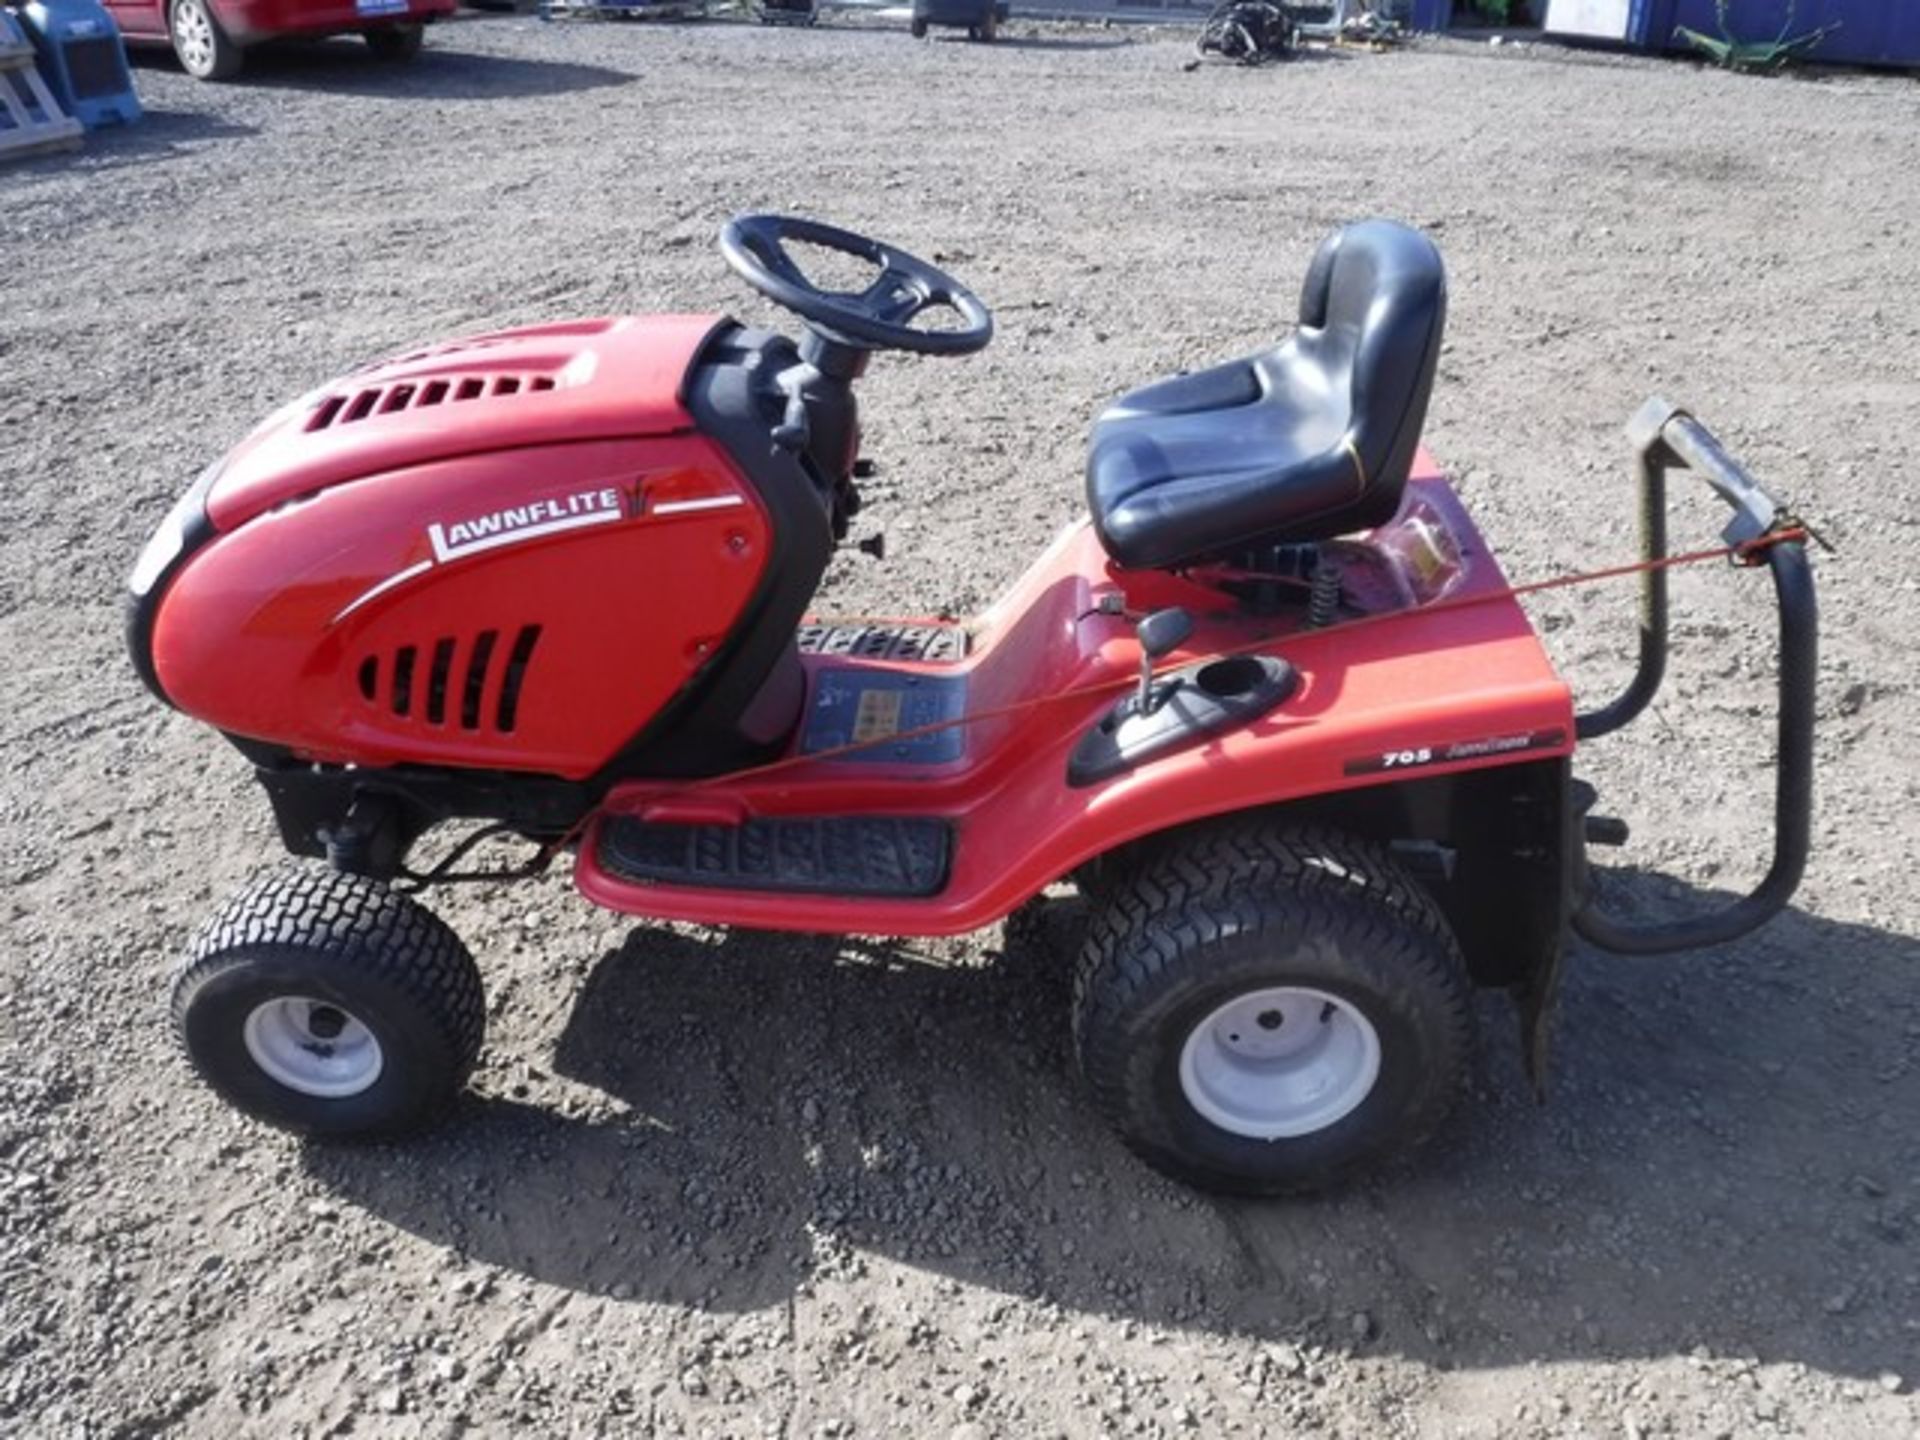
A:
[1086,220,1447,571]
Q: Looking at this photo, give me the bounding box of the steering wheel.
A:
[719,215,993,357]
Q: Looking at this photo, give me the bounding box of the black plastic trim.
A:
[1068,654,1298,787]
[598,813,952,898]
[125,461,223,707]
[588,323,840,782]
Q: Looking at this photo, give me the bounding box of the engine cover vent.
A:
[307,374,559,432]
[357,625,543,732]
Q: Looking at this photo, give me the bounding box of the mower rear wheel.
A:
[171,866,484,1138]
[1073,823,1470,1194]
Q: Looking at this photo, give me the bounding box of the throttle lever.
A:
[1135,607,1194,715]
[771,363,815,451]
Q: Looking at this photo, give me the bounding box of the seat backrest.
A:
[1296,220,1448,529]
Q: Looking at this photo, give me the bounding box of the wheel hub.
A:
[1178,985,1381,1139]
[174,4,211,69]
[243,996,383,1099]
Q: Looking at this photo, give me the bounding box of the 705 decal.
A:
[1344,728,1566,776]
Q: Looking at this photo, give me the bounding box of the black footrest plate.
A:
[796,622,968,664]
[598,815,952,898]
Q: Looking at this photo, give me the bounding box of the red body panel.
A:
[575,468,1576,935]
[152,313,767,779]
[146,310,1574,932]
[208,316,720,531]
[110,0,455,43]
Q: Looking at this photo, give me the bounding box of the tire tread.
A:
[1073,819,1471,1193]
[170,866,484,1131]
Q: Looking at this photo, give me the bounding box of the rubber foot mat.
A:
[796,622,968,664]
[597,815,952,898]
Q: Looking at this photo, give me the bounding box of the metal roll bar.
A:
[1571,397,1819,955]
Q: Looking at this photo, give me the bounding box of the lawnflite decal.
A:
[333,487,629,623]
[1343,728,1567,776]
[427,487,625,562]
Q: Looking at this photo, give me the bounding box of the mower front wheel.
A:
[171,866,484,1138]
[1073,823,1471,1194]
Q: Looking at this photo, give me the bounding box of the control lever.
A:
[1135,607,1193,716]
[771,363,817,451]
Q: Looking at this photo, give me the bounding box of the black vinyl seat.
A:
[1086,220,1448,570]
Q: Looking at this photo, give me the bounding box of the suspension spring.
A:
[1307,557,1341,628]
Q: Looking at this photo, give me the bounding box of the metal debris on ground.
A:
[1674,0,1836,71]
[754,0,820,26]
[1196,0,1297,64]
[1295,0,1404,48]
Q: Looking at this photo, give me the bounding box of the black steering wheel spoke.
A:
[864,266,935,325]
[759,241,812,291]
[719,214,992,358]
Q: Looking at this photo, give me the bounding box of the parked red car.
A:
[108,0,455,80]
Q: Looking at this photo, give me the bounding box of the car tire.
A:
[169,0,243,81]
[171,865,485,1139]
[910,16,927,36]
[364,22,425,61]
[1074,821,1471,1195]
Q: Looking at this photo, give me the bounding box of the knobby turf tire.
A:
[1073,821,1471,1195]
[171,865,484,1138]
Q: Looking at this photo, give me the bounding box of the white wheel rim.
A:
[243,996,384,1099]
[173,2,213,71]
[1178,986,1381,1139]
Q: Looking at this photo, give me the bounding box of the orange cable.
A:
[530,526,1810,847]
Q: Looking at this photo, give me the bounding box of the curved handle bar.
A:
[1572,399,1818,955]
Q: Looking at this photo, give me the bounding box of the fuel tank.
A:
[129,315,789,781]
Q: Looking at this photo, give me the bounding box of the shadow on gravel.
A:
[11,106,257,165]
[130,37,638,99]
[309,882,1918,1383]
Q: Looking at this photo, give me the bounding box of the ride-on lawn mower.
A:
[129,217,1818,1194]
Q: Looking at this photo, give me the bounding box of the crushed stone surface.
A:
[3,16,1918,1438]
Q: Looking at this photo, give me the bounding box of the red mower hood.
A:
[206,314,725,531]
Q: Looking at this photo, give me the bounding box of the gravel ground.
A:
[4,15,1919,1438]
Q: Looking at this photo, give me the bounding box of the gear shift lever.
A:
[1135,608,1194,715]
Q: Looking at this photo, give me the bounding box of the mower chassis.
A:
[575,463,1576,946]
